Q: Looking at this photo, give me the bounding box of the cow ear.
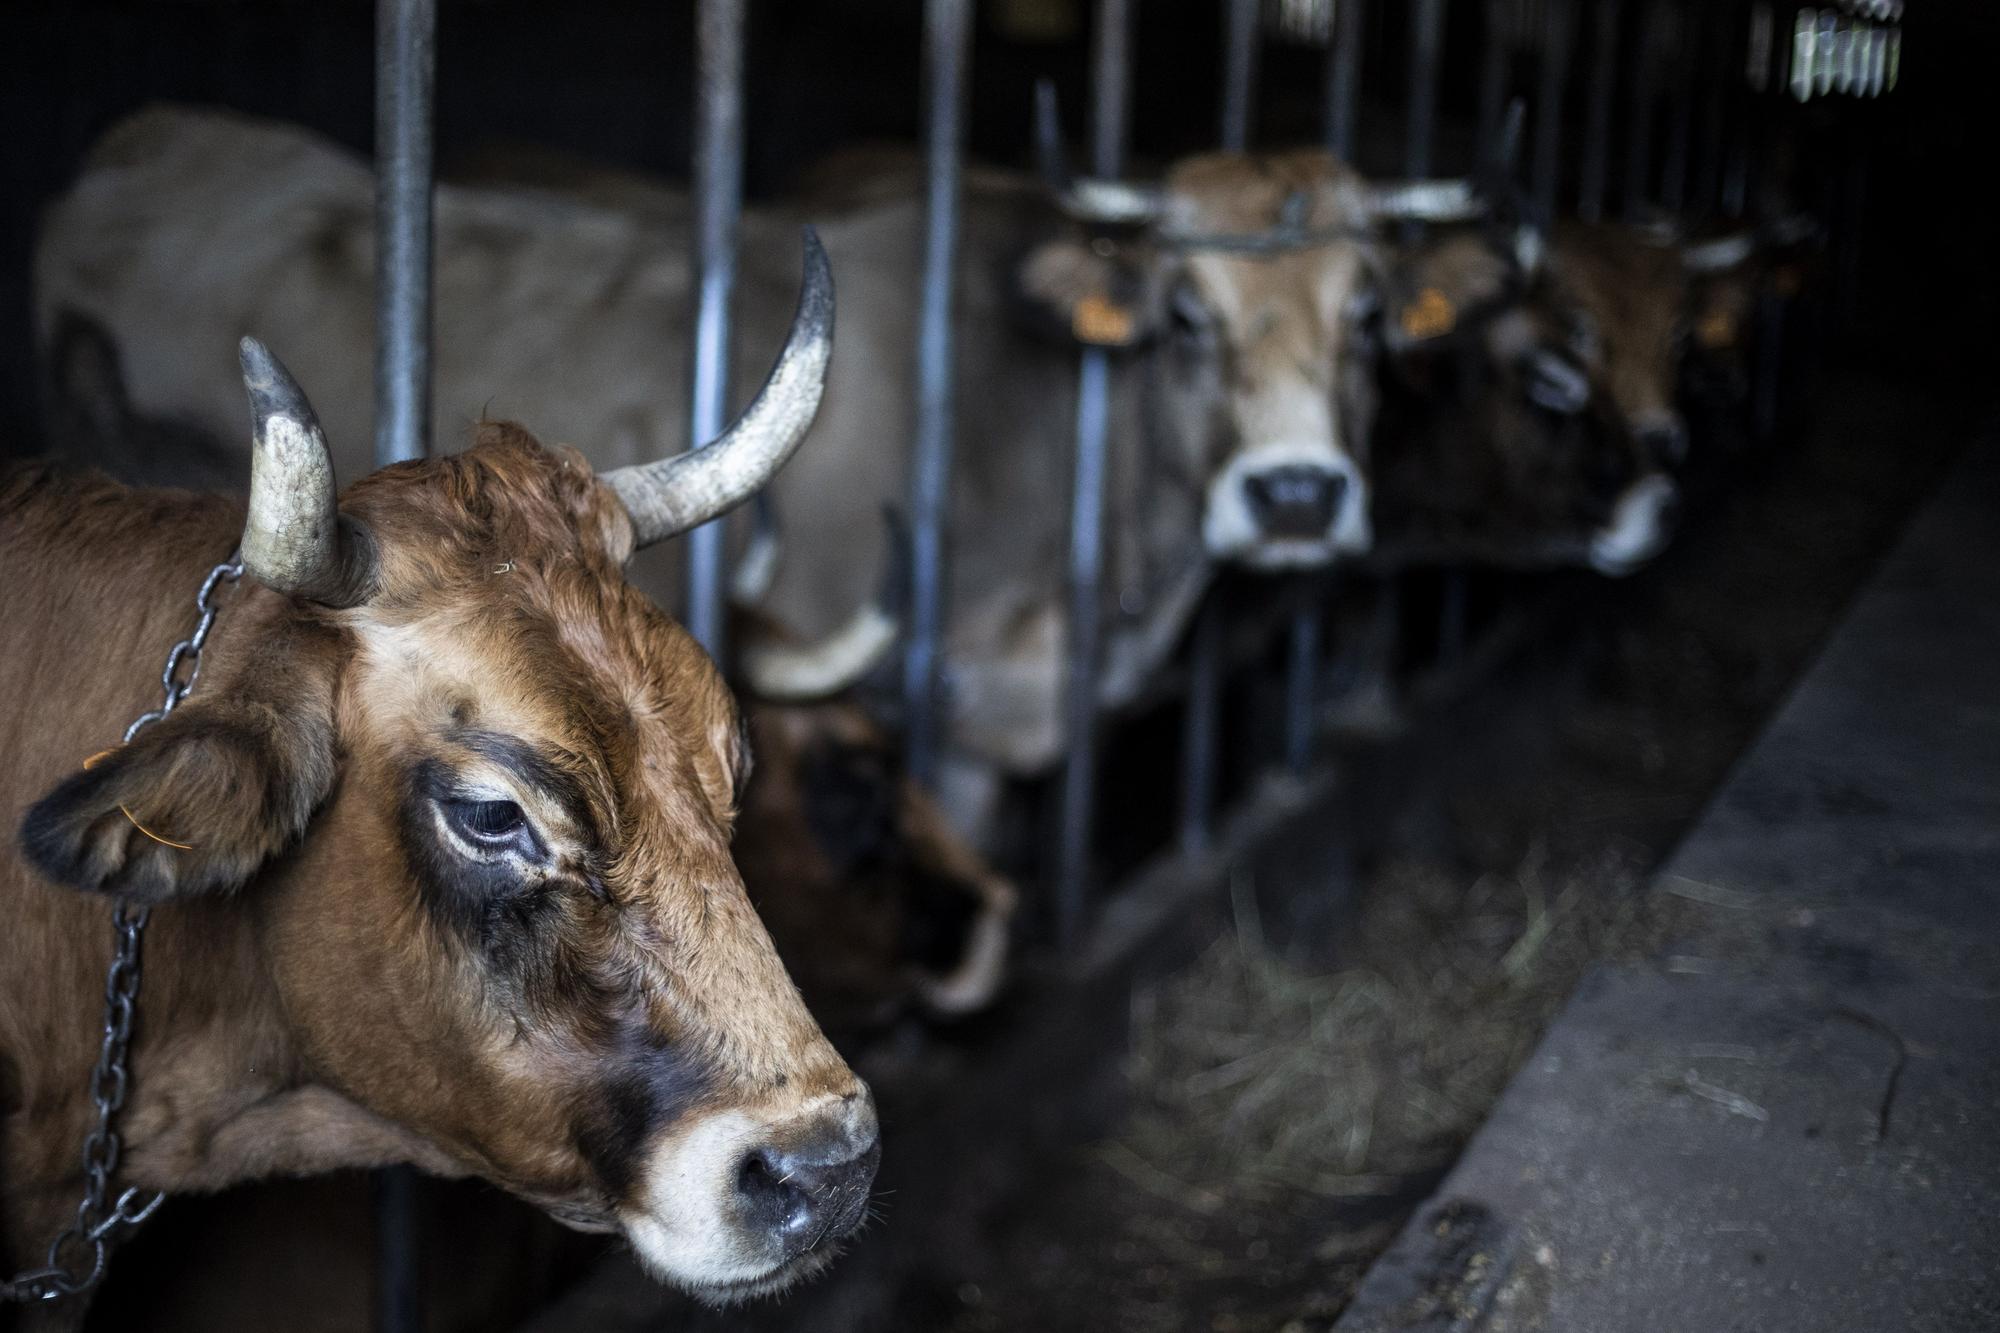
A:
[1010,236,1157,349]
[18,637,338,905]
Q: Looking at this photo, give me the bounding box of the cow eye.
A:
[1524,349,1592,415]
[1169,283,1214,342]
[440,798,535,854]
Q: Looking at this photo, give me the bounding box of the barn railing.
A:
[352,0,1878,1318]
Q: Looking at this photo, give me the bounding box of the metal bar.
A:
[1323,0,1366,160]
[1178,0,1261,856]
[1474,0,1510,174]
[1219,0,1259,153]
[1659,1,1696,216]
[1577,0,1622,223]
[1180,595,1224,857]
[1621,0,1661,222]
[371,5,433,1329]
[904,0,972,787]
[1689,0,1728,220]
[373,0,434,469]
[686,0,745,661]
[1531,0,1572,229]
[1056,0,1134,950]
[1405,0,1445,181]
[1283,592,1323,776]
[1403,0,1446,242]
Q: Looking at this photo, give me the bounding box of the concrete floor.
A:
[1335,431,2000,1333]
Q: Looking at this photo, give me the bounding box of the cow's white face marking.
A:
[1590,474,1678,575]
[621,1093,879,1303]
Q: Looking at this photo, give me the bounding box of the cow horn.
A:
[1681,231,1756,273]
[605,229,834,549]
[727,496,783,605]
[238,337,376,607]
[1364,179,1485,224]
[738,507,907,702]
[1034,78,1163,226]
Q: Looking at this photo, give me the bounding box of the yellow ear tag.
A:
[1695,309,1738,350]
[1072,292,1137,347]
[1400,286,1457,341]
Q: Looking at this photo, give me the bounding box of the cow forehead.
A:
[1160,149,1364,233]
[342,560,738,831]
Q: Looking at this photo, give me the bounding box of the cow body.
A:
[3,407,881,1319]
[38,108,1417,839]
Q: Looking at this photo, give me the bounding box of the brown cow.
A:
[1,243,882,1319]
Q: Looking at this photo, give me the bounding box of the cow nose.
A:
[1638,420,1689,467]
[735,1130,881,1259]
[1242,465,1345,539]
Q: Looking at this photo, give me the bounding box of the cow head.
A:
[1014,99,1480,570]
[721,524,1015,1031]
[1545,222,1768,469]
[20,237,882,1303]
[1375,228,1679,575]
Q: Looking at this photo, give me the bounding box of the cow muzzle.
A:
[1203,443,1372,569]
[1590,474,1679,576]
[621,1090,880,1303]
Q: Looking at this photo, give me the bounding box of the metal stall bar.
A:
[686,0,746,661]
[904,0,972,786]
[1323,0,1366,161]
[1405,0,1446,189]
[1659,1,1697,215]
[1219,0,1259,152]
[1577,0,1623,223]
[1621,0,1663,222]
[1179,0,1263,854]
[1474,0,1511,174]
[1531,0,1573,230]
[1056,0,1135,948]
[372,5,434,1330]
[374,0,434,470]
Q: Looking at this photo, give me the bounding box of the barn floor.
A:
[1331,426,2000,1333]
[499,381,1988,1333]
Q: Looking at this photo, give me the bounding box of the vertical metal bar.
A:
[1531,0,1572,229]
[1405,0,1445,182]
[1283,592,1323,776]
[1474,0,1510,174]
[1659,2,1695,216]
[1621,0,1660,222]
[1690,0,1727,220]
[1178,0,1260,852]
[1324,0,1366,160]
[686,0,745,661]
[374,0,434,469]
[1219,0,1259,153]
[1577,0,1622,223]
[372,6,432,1331]
[1180,594,1223,856]
[904,0,972,787]
[1056,0,1134,950]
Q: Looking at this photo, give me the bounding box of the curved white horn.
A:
[605,229,834,548]
[1681,231,1756,273]
[237,337,376,607]
[1366,179,1484,224]
[739,602,901,703]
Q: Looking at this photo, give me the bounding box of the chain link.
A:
[3,555,242,1305]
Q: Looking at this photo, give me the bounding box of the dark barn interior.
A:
[3,2,1996,1331]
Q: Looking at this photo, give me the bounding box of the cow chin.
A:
[1589,474,1678,576]
[618,1099,876,1306]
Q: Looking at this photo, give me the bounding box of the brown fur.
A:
[0,429,862,1318]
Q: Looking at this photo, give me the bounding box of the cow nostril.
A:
[735,1134,882,1260]
[1639,423,1689,467]
[1241,465,1344,539]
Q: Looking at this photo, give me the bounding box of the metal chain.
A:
[2,554,244,1305]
